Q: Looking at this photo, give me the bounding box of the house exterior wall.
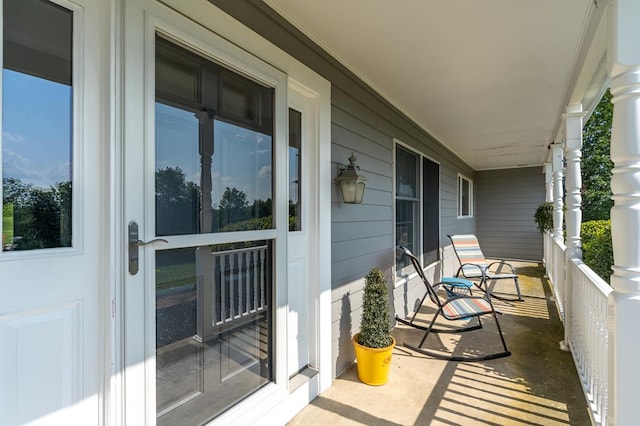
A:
[475,167,545,261]
[209,0,482,377]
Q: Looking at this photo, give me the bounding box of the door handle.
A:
[131,238,169,247]
[128,221,168,275]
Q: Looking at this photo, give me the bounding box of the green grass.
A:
[156,262,196,292]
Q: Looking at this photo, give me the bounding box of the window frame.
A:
[1,0,83,258]
[393,140,441,283]
[457,173,473,218]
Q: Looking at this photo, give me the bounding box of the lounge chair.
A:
[448,234,523,301]
[396,245,511,361]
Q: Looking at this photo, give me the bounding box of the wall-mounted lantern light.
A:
[335,153,367,204]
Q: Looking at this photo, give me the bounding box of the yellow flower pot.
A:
[353,333,396,385]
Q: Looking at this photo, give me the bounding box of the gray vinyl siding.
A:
[209,0,492,377]
[475,167,545,261]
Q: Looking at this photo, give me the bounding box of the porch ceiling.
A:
[264,0,609,171]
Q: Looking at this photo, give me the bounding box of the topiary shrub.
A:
[581,219,613,283]
[357,267,393,348]
[534,201,554,234]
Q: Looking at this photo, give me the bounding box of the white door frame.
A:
[113,0,331,424]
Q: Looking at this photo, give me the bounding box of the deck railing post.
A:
[606,1,640,424]
[562,105,585,352]
[550,143,565,245]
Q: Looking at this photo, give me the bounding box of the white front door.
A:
[121,1,288,424]
[0,0,107,424]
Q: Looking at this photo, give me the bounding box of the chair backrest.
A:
[398,245,442,307]
[448,234,488,274]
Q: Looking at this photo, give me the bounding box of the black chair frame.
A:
[396,246,511,362]
[448,234,523,302]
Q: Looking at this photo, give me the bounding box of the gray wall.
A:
[475,167,545,261]
[211,0,533,377]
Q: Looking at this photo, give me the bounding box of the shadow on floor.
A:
[288,261,591,426]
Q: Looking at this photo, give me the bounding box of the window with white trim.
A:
[457,174,473,218]
[395,143,440,277]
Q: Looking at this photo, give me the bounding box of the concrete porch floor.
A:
[288,261,591,425]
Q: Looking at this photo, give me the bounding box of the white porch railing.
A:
[569,258,612,426]
[546,236,567,323]
[196,245,269,341]
[543,233,612,426]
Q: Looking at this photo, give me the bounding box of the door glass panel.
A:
[155,104,201,236]
[288,109,301,231]
[2,0,73,251]
[156,241,272,425]
[212,120,273,232]
[155,36,273,237]
[155,35,275,423]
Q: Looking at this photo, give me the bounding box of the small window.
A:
[395,146,420,275]
[288,108,301,231]
[395,143,441,278]
[2,0,74,251]
[457,174,473,218]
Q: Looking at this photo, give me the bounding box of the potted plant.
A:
[352,267,395,385]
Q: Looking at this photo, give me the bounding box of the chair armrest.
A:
[456,263,488,278]
[486,260,517,275]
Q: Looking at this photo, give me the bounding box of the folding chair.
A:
[396,245,511,361]
[448,234,523,301]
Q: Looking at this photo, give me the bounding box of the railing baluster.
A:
[544,234,610,426]
[208,245,269,328]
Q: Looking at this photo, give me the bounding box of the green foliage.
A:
[533,202,554,234]
[582,89,613,222]
[357,268,393,348]
[220,216,273,232]
[2,177,71,250]
[2,203,14,247]
[581,220,613,283]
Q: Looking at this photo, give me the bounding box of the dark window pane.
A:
[395,146,420,273]
[459,177,471,217]
[2,0,73,251]
[288,109,301,231]
[156,241,273,425]
[212,120,272,232]
[423,158,439,265]
[155,103,201,236]
[155,36,274,236]
[396,147,417,198]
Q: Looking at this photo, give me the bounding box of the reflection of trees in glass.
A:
[217,186,273,232]
[156,166,200,236]
[2,177,72,250]
[289,199,300,231]
[155,167,275,235]
[219,186,249,225]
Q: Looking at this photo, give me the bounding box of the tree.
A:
[218,186,249,227]
[580,89,614,282]
[2,177,71,250]
[155,166,200,235]
[582,89,613,222]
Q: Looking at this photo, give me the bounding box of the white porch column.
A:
[544,163,553,202]
[561,106,584,353]
[607,0,640,424]
[551,143,565,243]
[563,105,584,260]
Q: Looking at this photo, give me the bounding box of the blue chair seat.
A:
[441,277,474,297]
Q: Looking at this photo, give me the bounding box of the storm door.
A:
[154,36,276,425]
[123,21,285,424]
